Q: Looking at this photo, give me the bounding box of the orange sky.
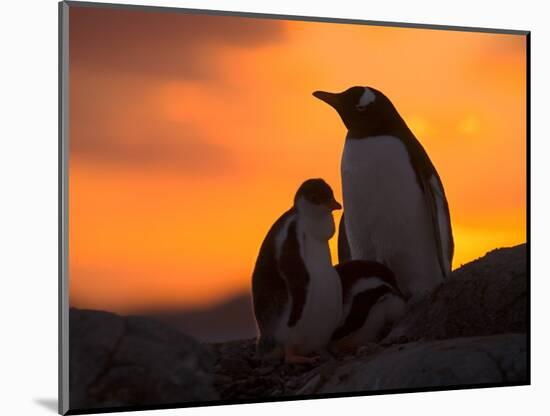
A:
[68,6,527,313]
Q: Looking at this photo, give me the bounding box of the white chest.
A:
[285,230,342,353]
[301,234,342,316]
[341,135,416,190]
[341,135,428,258]
[302,237,337,287]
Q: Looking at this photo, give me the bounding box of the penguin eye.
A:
[356,104,367,112]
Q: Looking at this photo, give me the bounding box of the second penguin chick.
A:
[331,260,406,353]
[252,178,343,364]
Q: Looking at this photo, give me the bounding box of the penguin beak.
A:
[313,90,341,110]
[328,199,342,211]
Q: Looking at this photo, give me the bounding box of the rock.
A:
[209,338,257,363]
[69,309,218,411]
[69,245,528,408]
[295,374,322,395]
[212,374,233,384]
[210,333,527,400]
[356,342,383,357]
[285,379,299,389]
[69,309,126,408]
[204,245,528,401]
[299,333,527,395]
[218,357,251,374]
[256,365,275,376]
[385,245,527,343]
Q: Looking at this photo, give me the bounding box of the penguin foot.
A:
[284,346,319,365]
[258,344,284,364]
[285,354,319,365]
[321,347,338,360]
[329,338,359,356]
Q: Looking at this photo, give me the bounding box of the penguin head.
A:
[313,86,401,136]
[294,178,341,241]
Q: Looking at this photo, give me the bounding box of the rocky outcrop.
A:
[68,244,528,409]
[207,333,527,400]
[149,294,257,343]
[385,245,527,343]
[297,334,527,395]
[208,244,528,400]
[69,309,218,410]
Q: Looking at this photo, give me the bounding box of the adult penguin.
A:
[313,86,454,298]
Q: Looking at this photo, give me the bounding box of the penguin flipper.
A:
[335,260,400,298]
[252,210,294,344]
[331,285,393,341]
[422,173,454,278]
[252,251,288,342]
[338,213,352,263]
[279,221,310,328]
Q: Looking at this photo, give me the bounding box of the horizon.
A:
[70,242,526,316]
[68,6,527,314]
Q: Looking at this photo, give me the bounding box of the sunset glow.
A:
[69,6,527,313]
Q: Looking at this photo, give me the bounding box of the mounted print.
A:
[58,1,530,414]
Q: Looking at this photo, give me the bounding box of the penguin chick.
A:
[252,178,343,364]
[330,260,406,353]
